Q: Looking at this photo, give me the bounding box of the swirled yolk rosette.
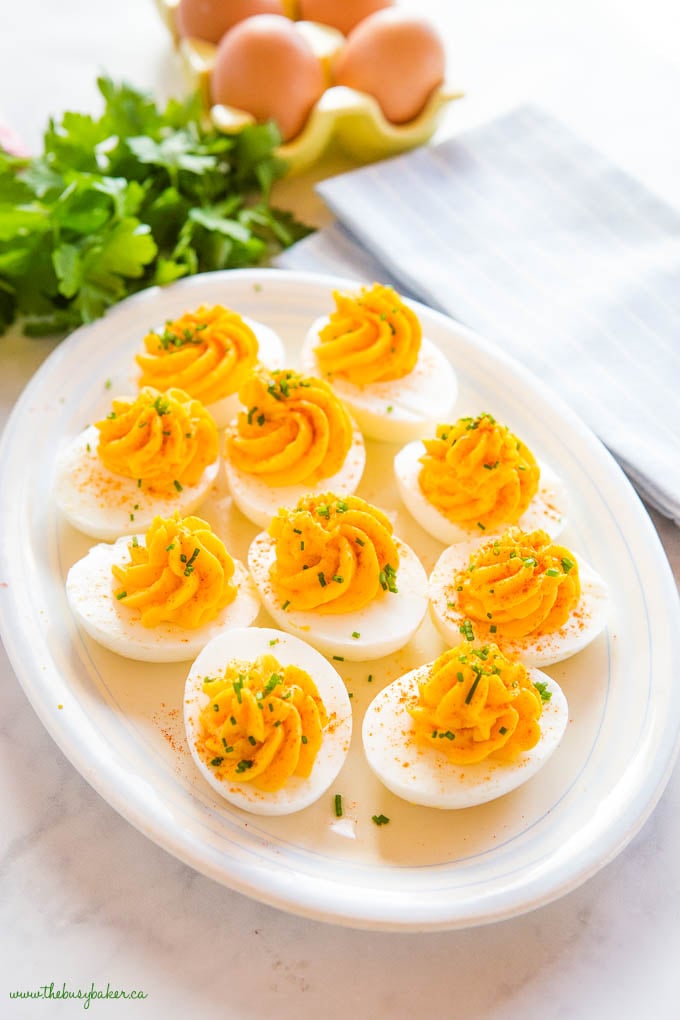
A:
[409,642,544,765]
[226,369,355,487]
[362,639,568,808]
[314,283,422,384]
[195,653,328,792]
[136,306,260,406]
[249,495,429,661]
[456,528,581,640]
[418,414,540,530]
[112,514,237,628]
[268,494,400,615]
[95,386,219,490]
[301,281,458,443]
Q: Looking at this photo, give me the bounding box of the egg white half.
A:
[135,316,286,429]
[301,317,458,443]
[54,426,220,540]
[184,626,352,815]
[429,540,610,667]
[362,664,568,809]
[66,536,260,662]
[248,531,429,661]
[224,425,366,529]
[394,441,568,545]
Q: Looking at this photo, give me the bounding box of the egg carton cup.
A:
[155,0,463,173]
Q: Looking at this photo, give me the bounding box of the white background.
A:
[1,1,679,1017]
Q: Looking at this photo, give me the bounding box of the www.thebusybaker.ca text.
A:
[9,981,148,1009]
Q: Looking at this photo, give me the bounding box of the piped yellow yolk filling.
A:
[268,493,400,615]
[96,386,219,489]
[226,369,354,486]
[112,514,236,628]
[419,414,540,530]
[455,528,581,640]
[196,653,328,792]
[315,283,422,385]
[409,642,545,765]
[136,305,259,405]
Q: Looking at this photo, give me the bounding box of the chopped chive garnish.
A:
[282,600,290,611]
[352,631,360,639]
[561,557,575,573]
[465,674,482,704]
[534,680,553,703]
[372,814,390,826]
[210,757,223,767]
[355,537,365,546]
[334,794,343,817]
[477,522,486,530]
[115,591,127,600]
[184,547,200,576]
[248,735,257,746]
[332,655,344,662]
[173,480,183,492]
[263,673,282,695]
[332,575,344,584]
[459,620,474,641]
[545,568,560,577]
[301,735,308,744]
[318,572,326,587]
[132,536,139,547]
[499,726,508,735]
[246,406,258,425]
[257,414,265,426]
[490,624,497,634]
[367,674,373,683]
[236,759,253,773]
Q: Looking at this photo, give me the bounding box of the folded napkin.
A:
[277,106,680,525]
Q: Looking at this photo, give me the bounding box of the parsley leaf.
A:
[0,77,312,336]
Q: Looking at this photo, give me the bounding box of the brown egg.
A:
[333,10,446,124]
[210,15,326,142]
[177,0,286,45]
[297,0,393,36]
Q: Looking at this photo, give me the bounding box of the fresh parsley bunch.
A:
[0,77,312,336]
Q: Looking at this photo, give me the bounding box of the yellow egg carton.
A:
[155,0,463,174]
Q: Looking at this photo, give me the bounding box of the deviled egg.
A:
[248,492,429,660]
[55,387,220,540]
[363,641,568,809]
[66,514,259,662]
[300,282,457,442]
[429,527,609,666]
[224,368,365,527]
[135,304,285,428]
[395,413,568,544]
[184,627,353,815]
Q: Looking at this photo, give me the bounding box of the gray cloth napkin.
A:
[276,105,680,525]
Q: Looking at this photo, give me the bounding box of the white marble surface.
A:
[1,1,679,1016]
